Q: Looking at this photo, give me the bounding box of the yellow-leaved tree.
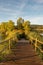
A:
[22,20,31,39]
[0,22,7,40]
[7,20,15,31]
[17,17,24,29]
[23,20,30,34]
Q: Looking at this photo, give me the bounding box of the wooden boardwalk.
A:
[0,39,43,65]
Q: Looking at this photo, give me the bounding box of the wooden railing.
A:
[0,35,43,54]
[29,36,43,53]
[0,36,14,54]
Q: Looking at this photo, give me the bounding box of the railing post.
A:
[9,39,11,52]
[29,37,32,45]
[31,39,32,45]
[35,38,37,51]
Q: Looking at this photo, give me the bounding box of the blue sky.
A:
[0,0,43,25]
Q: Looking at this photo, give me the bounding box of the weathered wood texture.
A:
[0,39,43,65]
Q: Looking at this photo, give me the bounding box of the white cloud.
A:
[0,6,11,12]
[23,16,43,25]
[26,3,43,11]
[0,0,27,16]
[0,0,28,23]
[34,0,43,3]
[30,17,43,25]
[0,0,43,25]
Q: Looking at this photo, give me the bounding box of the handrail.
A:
[35,45,43,53]
[29,36,43,53]
[0,45,8,53]
[0,35,43,44]
[0,34,43,54]
[0,36,13,44]
[29,36,43,44]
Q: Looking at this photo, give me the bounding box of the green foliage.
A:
[7,20,15,31]
[17,32,26,40]
[17,17,24,29]
[36,47,43,60]
[23,20,30,30]
[0,17,43,60]
[0,56,3,62]
[28,31,43,42]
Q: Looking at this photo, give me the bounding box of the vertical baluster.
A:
[31,39,32,45]
[35,38,37,51]
[9,39,11,52]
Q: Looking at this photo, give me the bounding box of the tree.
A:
[0,20,15,40]
[7,20,15,31]
[23,20,30,35]
[0,22,7,40]
[0,22,7,32]
[23,20,30,29]
[17,17,24,29]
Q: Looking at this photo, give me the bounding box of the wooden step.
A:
[1,40,42,65]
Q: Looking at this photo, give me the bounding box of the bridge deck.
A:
[0,39,43,65]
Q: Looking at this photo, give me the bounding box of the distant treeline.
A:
[31,25,43,29]
[0,17,43,33]
[31,25,43,33]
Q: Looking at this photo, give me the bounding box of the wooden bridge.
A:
[13,39,43,65]
[0,34,43,54]
[0,35,43,65]
[0,39,43,65]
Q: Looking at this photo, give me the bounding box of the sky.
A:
[0,0,43,25]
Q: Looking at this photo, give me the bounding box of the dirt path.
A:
[0,39,43,65]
